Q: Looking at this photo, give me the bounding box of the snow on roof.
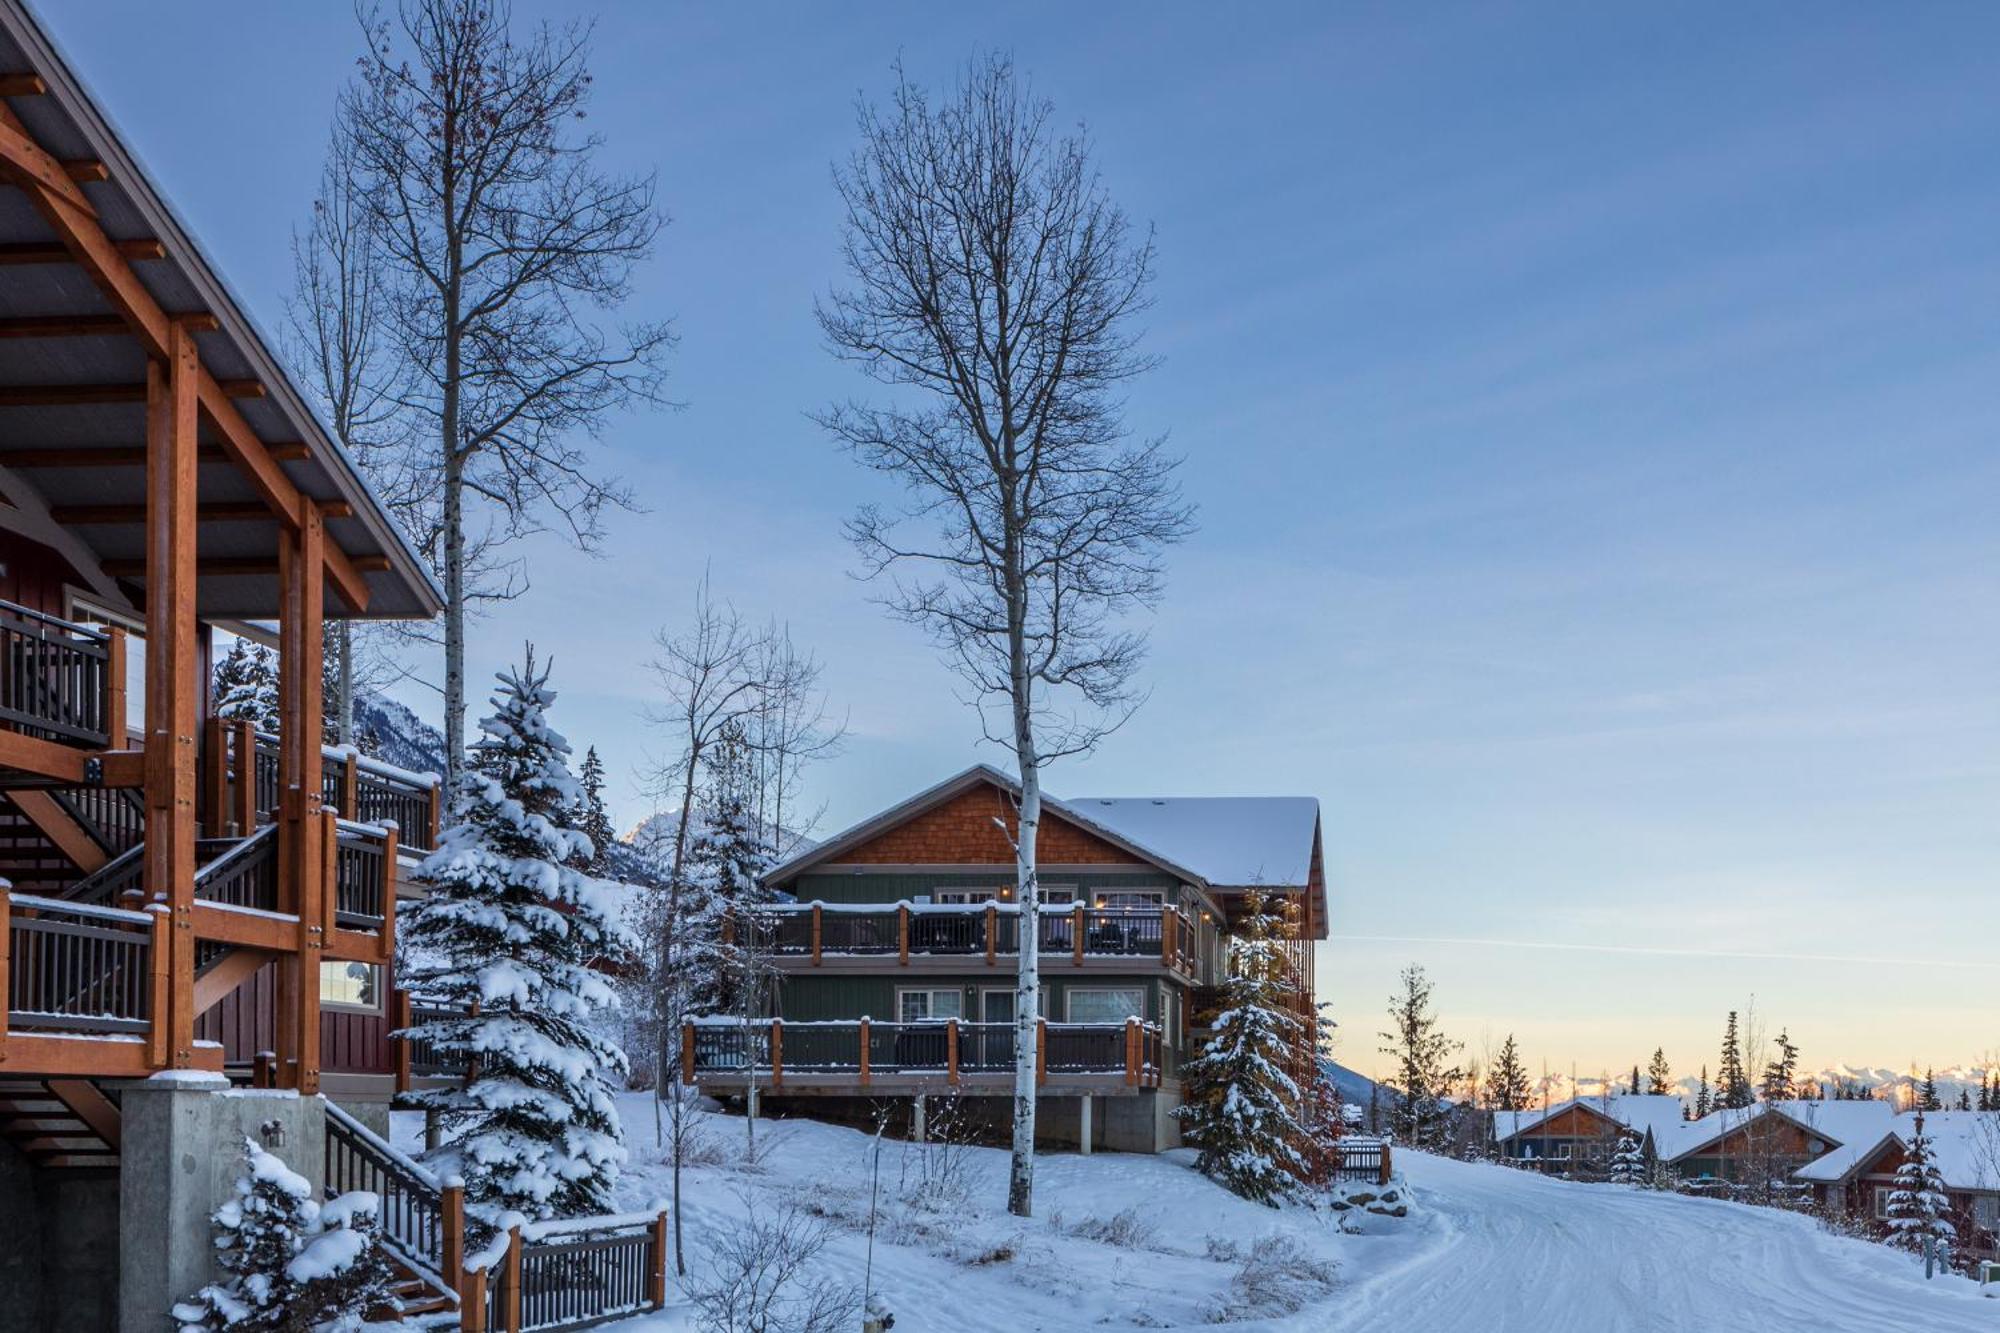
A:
[1796,1111,2000,1191]
[1493,1095,1688,1144]
[1065,795,1320,888]
[1664,1099,1899,1164]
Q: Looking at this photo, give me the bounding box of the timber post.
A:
[201,715,224,836]
[898,904,909,965]
[769,1019,783,1090]
[102,624,126,748]
[946,1017,959,1086]
[1380,1142,1393,1187]
[648,1209,669,1309]
[378,820,398,962]
[1160,910,1174,970]
[341,750,359,821]
[985,903,998,966]
[810,903,821,965]
[1073,904,1085,966]
[1124,1017,1139,1087]
[501,1225,523,1333]
[857,1016,870,1087]
[232,719,255,832]
[145,904,168,1067]
[680,1019,696,1085]
[1036,1017,1048,1088]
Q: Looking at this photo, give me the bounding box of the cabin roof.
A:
[0,1,441,621]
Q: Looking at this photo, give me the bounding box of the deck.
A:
[740,900,1204,979]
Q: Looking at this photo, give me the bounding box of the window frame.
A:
[1063,985,1148,1025]
[1872,1185,1895,1221]
[895,986,964,1024]
[319,960,384,1016]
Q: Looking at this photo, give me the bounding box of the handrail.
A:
[193,822,276,884]
[60,842,145,906]
[0,597,107,643]
[323,1100,451,1291]
[9,891,154,924]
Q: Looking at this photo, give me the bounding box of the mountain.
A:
[1323,1059,1382,1108]
[352,690,447,778]
[1524,1063,1995,1112]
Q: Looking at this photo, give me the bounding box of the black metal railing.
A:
[6,893,151,1032]
[333,821,388,927]
[688,1019,1155,1081]
[403,997,474,1079]
[755,903,1194,967]
[193,827,278,912]
[323,1100,448,1285]
[62,842,146,907]
[0,600,109,746]
[50,786,145,857]
[1328,1138,1391,1185]
[351,767,435,854]
[1042,1023,1126,1074]
[496,1221,659,1333]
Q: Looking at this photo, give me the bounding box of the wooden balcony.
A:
[737,901,1203,980]
[683,1016,1165,1097]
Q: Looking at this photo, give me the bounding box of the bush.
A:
[690,1197,860,1333]
[1203,1233,1339,1323]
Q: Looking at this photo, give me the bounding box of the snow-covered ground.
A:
[394,1096,1994,1330]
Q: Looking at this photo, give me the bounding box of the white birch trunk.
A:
[1007,730,1041,1216]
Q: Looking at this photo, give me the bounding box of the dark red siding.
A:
[195,958,395,1074]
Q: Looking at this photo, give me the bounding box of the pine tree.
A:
[1490,1034,1531,1112]
[213,638,280,733]
[399,650,637,1230]
[1884,1113,1956,1264]
[1760,1028,1799,1102]
[1640,1127,1665,1189]
[1693,1065,1713,1120]
[576,745,616,874]
[1608,1132,1644,1187]
[1377,964,1464,1151]
[1646,1047,1672,1097]
[171,1138,394,1331]
[1174,889,1311,1205]
[1630,1063,1642,1097]
[1980,1072,1995,1113]
[1956,1089,1971,1111]
[1718,1012,1752,1110]
[1920,1069,1942,1112]
[682,724,778,1016]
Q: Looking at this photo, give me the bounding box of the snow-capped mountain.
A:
[1527,1063,1994,1110]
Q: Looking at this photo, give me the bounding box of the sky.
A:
[44,2,2000,1086]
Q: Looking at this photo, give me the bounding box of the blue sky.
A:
[49,2,2000,1083]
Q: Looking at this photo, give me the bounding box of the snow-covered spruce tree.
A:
[1174,890,1310,1205]
[213,638,281,732]
[1608,1133,1644,1187]
[683,723,779,1016]
[1884,1113,1955,1265]
[399,649,637,1229]
[171,1137,395,1332]
[577,745,617,874]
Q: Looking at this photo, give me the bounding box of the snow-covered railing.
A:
[3,890,159,1035]
[0,597,117,748]
[323,1099,453,1292]
[331,818,395,929]
[1325,1136,1393,1187]
[222,726,440,853]
[683,1016,1164,1089]
[462,1207,667,1333]
[732,899,1200,974]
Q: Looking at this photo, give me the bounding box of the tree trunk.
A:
[334,620,354,747]
[1007,592,1040,1217]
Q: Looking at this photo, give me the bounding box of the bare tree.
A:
[742,625,845,857]
[343,0,674,785]
[817,55,1192,1218]
[285,130,416,745]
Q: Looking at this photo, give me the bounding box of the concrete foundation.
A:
[116,1076,327,1333]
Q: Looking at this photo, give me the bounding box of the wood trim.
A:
[46,1077,121,1149]
[1,1032,220,1078]
[770,1020,783,1090]
[6,790,107,873]
[189,902,297,951]
[146,907,168,1066]
[91,748,144,788]
[0,74,46,97]
[1073,905,1085,966]
[946,1018,959,1085]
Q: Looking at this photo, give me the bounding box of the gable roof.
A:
[1493,1095,1688,1145]
[1661,1099,1898,1164]
[1795,1111,2000,1193]
[1064,795,1321,889]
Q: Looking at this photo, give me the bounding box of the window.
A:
[1975,1196,1998,1231]
[67,595,145,735]
[933,885,1076,905]
[1872,1186,1895,1221]
[897,988,963,1023]
[320,961,381,1013]
[1092,890,1165,909]
[1065,987,1146,1024]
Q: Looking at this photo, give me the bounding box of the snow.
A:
[394,1094,1996,1331]
[1065,794,1321,888]
[1493,1094,1688,1144]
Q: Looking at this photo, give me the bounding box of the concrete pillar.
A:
[117,1078,326,1333]
[911,1094,926,1144]
[1079,1095,1093,1155]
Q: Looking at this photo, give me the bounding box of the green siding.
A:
[777,972,1175,1028]
[791,870,1179,905]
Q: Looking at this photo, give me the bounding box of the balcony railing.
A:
[5,892,157,1034]
[332,819,393,929]
[737,901,1199,976]
[217,726,439,855]
[0,599,116,748]
[684,1016,1163,1089]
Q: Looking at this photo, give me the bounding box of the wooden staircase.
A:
[0,799,90,893]
[0,1076,120,1170]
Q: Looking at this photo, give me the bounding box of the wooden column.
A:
[680,1019,696,1085]
[340,751,359,820]
[201,716,225,836]
[946,1017,959,1086]
[441,1180,465,1279]
[145,905,168,1067]
[232,719,256,831]
[276,502,326,1092]
[857,1017,870,1087]
[1160,910,1175,970]
[648,1210,668,1309]
[809,904,821,966]
[1073,904,1085,966]
[145,322,200,1071]
[1124,1018,1138,1086]
[897,905,909,965]
[103,626,126,746]
[1036,1017,1048,1088]
[985,904,998,966]
[378,822,398,962]
[769,1019,783,1090]
[501,1226,523,1333]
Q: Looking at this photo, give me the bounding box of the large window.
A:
[1064,987,1146,1024]
[320,961,381,1014]
[1872,1186,1895,1221]
[1975,1195,1998,1231]
[896,987,963,1023]
[933,885,1076,905]
[1092,890,1165,909]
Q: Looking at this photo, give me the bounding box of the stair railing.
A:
[322,1099,457,1299]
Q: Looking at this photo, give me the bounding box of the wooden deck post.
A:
[1160,910,1175,970]
[378,821,398,962]
[145,323,200,1072]
[201,715,225,836]
[1036,1017,1048,1088]
[340,750,359,821]
[320,807,339,939]
[233,719,256,832]
[103,625,126,747]
[858,1017,870,1087]
[0,890,10,1064]
[252,1050,274,1088]
[946,1017,959,1086]
[459,1265,487,1333]
[441,1180,467,1305]
[810,903,821,966]
[649,1210,669,1309]
[769,1019,783,1090]
[1124,1017,1139,1087]
[985,903,997,966]
[1380,1142,1393,1187]
[391,988,412,1094]
[501,1225,523,1333]
[1073,904,1085,966]
[898,905,909,965]
[680,1019,696,1086]
[145,904,169,1067]
[276,500,327,1093]
[428,778,441,851]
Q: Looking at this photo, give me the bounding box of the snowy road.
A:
[1320,1153,1994,1333]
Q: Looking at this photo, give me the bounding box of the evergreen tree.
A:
[1919,1069,1943,1112]
[1490,1034,1532,1112]
[1173,890,1310,1205]
[1693,1065,1713,1120]
[1377,963,1464,1150]
[1640,1127,1666,1189]
[1980,1073,1995,1113]
[171,1138,395,1332]
[1884,1113,1956,1264]
[399,650,637,1230]
[213,638,280,733]
[1647,1047,1672,1097]
[576,745,617,874]
[1608,1132,1644,1186]
[1760,1028,1799,1102]
[682,724,779,1016]
[1630,1063,1642,1097]
[1718,1012,1752,1110]
[1956,1089,1971,1111]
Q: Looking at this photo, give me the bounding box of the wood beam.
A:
[0,379,261,406]
[189,903,298,952]
[5,791,107,874]
[193,947,275,1015]
[0,313,216,339]
[0,74,47,97]
[145,323,200,1072]
[0,239,161,265]
[277,504,326,1094]
[0,1033,219,1079]
[0,112,94,216]
[0,729,89,783]
[44,1078,120,1149]
[102,554,388,579]
[89,749,144,788]
[60,160,105,184]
